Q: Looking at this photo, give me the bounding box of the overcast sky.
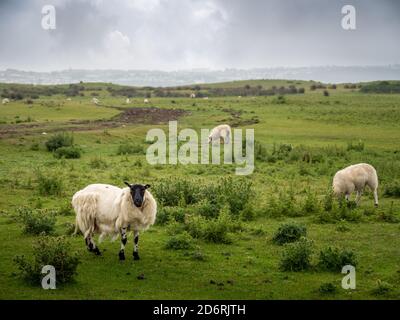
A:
[0,0,399,71]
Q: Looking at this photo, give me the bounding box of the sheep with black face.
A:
[72,182,157,260]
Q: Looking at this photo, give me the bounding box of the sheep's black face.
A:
[124,182,150,208]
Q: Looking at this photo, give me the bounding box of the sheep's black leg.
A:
[133,230,140,260]
[119,227,127,261]
[86,235,101,255]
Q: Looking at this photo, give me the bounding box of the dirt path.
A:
[0,107,190,138]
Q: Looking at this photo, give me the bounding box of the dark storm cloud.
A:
[0,0,399,70]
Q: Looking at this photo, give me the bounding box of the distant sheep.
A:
[66,98,72,101]
[144,98,149,104]
[333,163,379,206]
[2,98,10,104]
[126,98,131,104]
[203,96,209,100]
[208,124,232,144]
[190,93,196,98]
[72,182,157,260]
[92,97,100,105]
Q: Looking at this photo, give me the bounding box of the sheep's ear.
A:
[144,184,151,189]
[124,181,131,188]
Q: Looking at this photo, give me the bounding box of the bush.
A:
[36,172,63,196]
[376,202,399,223]
[57,202,73,216]
[45,133,74,151]
[317,247,357,272]
[301,190,321,214]
[319,282,337,294]
[266,191,298,217]
[89,157,108,169]
[16,207,56,235]
[193,199,221,219]
[158,206,186,224]
[54,146,81,159]
[384,181,400,197]
[13,236,80,285]
[371,280,393,296]
[272,223,307,245]
[185,207,241,244]
[154,179,201,207]
[164,232,194,250]
[116,143,144,155]
[280,237,313,271]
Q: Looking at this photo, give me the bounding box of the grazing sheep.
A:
[72,182,157,260]
[190,93,196,98]
[208,124,232,144]
[333,163,379,206]
[92,97,100,105]
[66,98,72,101]
[203,96,209,100]
[126,98,131,104]
[144,98,149,104]
[2,98,10,104]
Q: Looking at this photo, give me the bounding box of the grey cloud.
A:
[0,0,399,71]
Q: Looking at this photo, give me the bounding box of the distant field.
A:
[0,80,399,299]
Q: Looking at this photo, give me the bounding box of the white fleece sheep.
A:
[72,182,157,260]
[2,98,10,104]
[208,124,232,144]
[126,98,131,104]
[332,163,379,206]
[92,97,100,105]
[144,98,149,103]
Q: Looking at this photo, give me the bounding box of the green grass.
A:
[0,80,400,299]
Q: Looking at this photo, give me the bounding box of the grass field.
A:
[0,80,399,299]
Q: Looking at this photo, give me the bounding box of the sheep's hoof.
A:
[133,252,140,260]
[119,251,125,261]
[374,204,379,208]
[93,248,101,256]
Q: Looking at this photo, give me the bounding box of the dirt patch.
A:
[116,107,189,124]
[220,108,259,127]
[0,107,189,137]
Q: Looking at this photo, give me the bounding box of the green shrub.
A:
[158,206,186,224]
[384,181,400,197]
[266,190,298,217]
[89,156,108,169]
[301,190,321,214]
[155,207,170,226]
[185,207,241,244]
[154,179,201,207]
[371,280,393,296]
[239,203,256,221]
[280,237,313,271]
[16,207,56,235]
[57,202,73,216]
[45,133,74,151]
[319,282,337,294]
[36,172,63,196]
[164,232,193,250]
[194,199,222,219]
[13,236,80,284]
[376,203,399,223]
[317,247,357,272]
[116,143,144,155]
[272,223,307,245]
[54,146,81,159]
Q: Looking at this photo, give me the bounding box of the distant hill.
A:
[1,66,400,86]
